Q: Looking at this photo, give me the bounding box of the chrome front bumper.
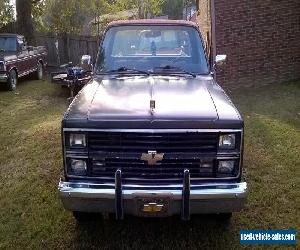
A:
[0,73,8,83]
[58,179,248,219]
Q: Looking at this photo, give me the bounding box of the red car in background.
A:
[0,33,47,91]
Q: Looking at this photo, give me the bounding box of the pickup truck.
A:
[58,20,248,222]
[0,33,47,91]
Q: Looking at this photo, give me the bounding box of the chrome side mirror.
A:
[80,55,93,71]
[215,54,227,67]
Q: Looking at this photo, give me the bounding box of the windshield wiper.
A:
[99,67,150,76]
[153,65,196,78]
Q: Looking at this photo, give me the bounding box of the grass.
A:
[0,78,299,249]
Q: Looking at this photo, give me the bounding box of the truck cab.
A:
[58,20,247,221]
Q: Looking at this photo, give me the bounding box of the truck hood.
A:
[64,75,243,129]
[88,76,217,121]
[0,51,17,62]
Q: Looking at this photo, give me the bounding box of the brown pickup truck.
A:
[0,33,47,91]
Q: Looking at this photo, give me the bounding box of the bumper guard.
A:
[59,170,248,220]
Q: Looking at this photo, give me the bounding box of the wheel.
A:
[73,211,97,223]
[36,62,43,80]
[216,213,232,222]
[7,69,17,91]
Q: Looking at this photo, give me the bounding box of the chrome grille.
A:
[88,131,219,182]
[88,132,218,153]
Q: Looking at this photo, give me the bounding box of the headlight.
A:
[69,159,87,175]
[219,134,236,149]
[69,133,86,147]
[218,160,235,174]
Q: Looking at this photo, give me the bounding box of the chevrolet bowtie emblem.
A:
[141,151,164,165]
[142,202,164,213]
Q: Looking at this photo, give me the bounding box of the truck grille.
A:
[89,132,218,153]
[88,131,219,182]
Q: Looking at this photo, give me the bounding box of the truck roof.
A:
[0,33,23,38]
[107,19,198,28]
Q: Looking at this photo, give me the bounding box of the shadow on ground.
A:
[69,214,235,249]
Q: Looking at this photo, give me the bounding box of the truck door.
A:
[24,37,38,71]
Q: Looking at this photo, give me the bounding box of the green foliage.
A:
[162,0,183,19]
[0,0,14,28]
[33,0,185,34]
[140,0,165,18]
[36,0,112,34]
[39,0,90,33]
[32,0,47,31]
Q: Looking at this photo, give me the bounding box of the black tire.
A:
[36,62,43,80]
[73,211,98,223]
[7,69,17,91]
[216,212,232,221]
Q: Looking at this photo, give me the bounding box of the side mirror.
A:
[215,54,227,67]
[81,55,93,71]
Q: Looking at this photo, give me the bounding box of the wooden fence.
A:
[36,33,100,66]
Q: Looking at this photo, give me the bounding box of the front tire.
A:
[36,62,43,80]
[7,70,17,91]
[216,212,232,222]
[73,211,98,223]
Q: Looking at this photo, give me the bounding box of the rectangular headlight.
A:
[219,134,236,149]
[218,160,235,174]
[69,133,86,147]
[68,159,87,175]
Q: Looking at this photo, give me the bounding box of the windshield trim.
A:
[95,71,211,77]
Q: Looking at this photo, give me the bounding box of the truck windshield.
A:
[0,37,17,52]
[96,25,209,75]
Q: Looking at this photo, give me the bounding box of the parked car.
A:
[58,20,247,222]
[0,33,47,91]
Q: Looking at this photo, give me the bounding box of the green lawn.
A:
[0,79,299,249]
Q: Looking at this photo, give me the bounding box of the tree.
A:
[162,0,183,19]
[112,0,166,18]
[139,0,165,18]
[31,0,47,32]
[16,0,35,44]
[0,0,14,29]
[41,0,100,34]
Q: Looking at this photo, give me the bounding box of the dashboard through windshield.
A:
[96,25,209,75]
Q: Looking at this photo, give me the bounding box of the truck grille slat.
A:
[89,145,215,152]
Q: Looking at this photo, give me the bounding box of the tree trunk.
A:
[16,0,35,45]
